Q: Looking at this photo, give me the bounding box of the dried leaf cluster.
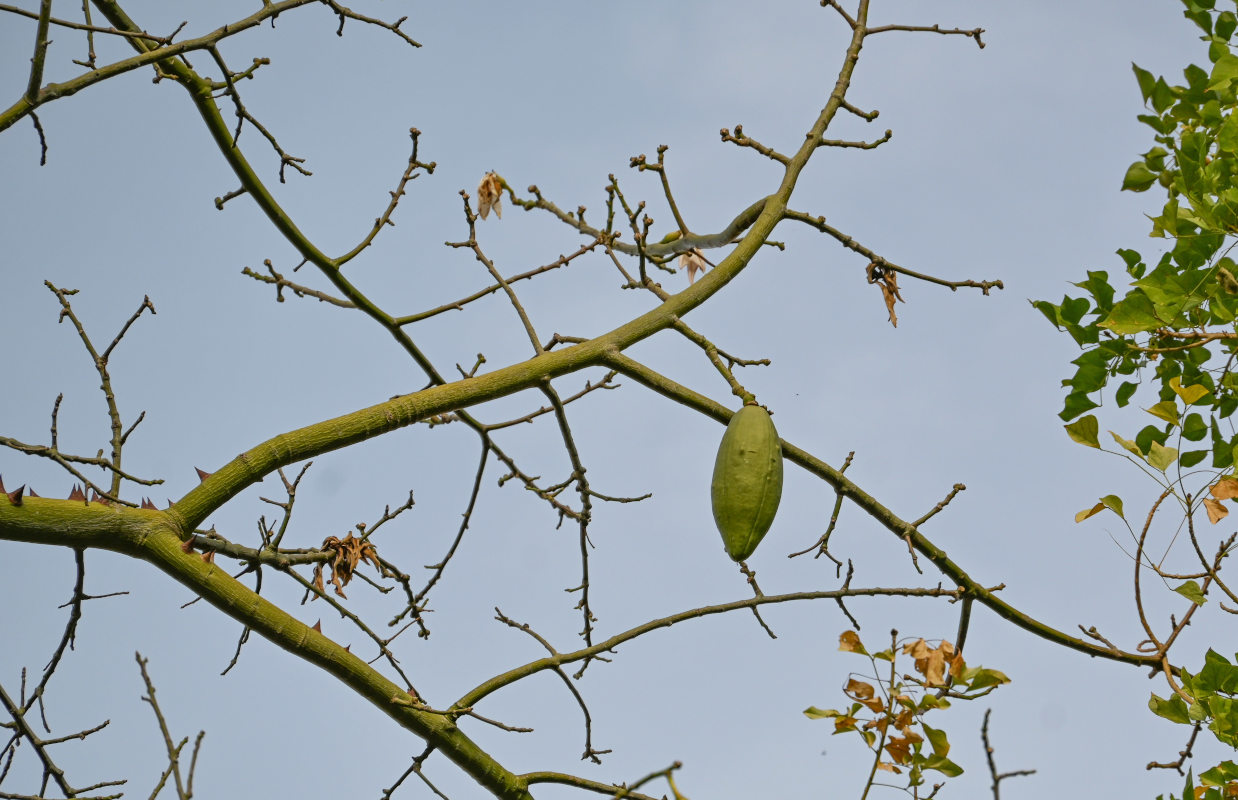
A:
[312,532,381,598]
[866,261,904,327]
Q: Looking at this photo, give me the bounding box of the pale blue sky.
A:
[0,3,1224,798]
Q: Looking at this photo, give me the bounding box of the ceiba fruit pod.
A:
[710,403,783,561]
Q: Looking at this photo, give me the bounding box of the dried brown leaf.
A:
[477,171,503,220]
[866,262,904,327]
[1211,477,1238,500]
[839,630,866,654]
[1205,497,1229,524]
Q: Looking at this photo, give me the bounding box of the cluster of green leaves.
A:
[1035,0,1238,474]
[804,632,1009,792]
[1152,650,1238,799]
[1062,376,1215,473]
[1038,4,1238,794]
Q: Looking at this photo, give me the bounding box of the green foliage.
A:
[1036,2,1238,477]
[1150,651,1238,797]
[804,632,1008,792]
[1045,4,1238,795]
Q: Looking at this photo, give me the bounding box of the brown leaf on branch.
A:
[839,630,866,654]
[1204,497,1228,524]
[845,678,885,713]
[312,532,381,599]
[866,261,904,327]
[477,171,503,220]
[1210,477,1238,500]
[903,638,955,686]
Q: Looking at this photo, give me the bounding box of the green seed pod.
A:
[710,404,783,561]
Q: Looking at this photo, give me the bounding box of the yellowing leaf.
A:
[1148,440,1178,471]
[1109,431,1144,458]
[1205,497,1229,524]
[803,706,839,719]
[1170,376,1211,405]
[1075,502,1104,523]
[1173,580,1207,606]
[1077,497,1123,522]
[1145,400,1180,424]
[839,630,867,655]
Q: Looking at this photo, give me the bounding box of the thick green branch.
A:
[0,497,535,800]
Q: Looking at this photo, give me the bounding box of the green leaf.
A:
[1117,248,1144,273]
[1198,649,1238,694]
[1122,161,1159,192]
[1060,391,1100,421]
[1138,424,1171,454]
[1116,381,1139,407]
[1199,760,1238,786]
[1133,63,1158,102]
[1100,290,1165,334]
[1181,449,1210,467]
[1208,52,1238,90]
[921,723,950,757]
[1101,494,1125,519]
[1151,76,1176,112]
[1064,415,1101,448]
[1031,299,1064,328]
[1184,413,1209,441]
[1060,295,1090,324]
[1147,400,1182,424]
[1219,114,1238,153]
[1175,580,1208,606]
[1073,270,1116,311]
[1213,421,1236,468]
[1150,693,1193,724]
[1149,440,1180,471]
[922,754,964,778]
[1111,430,1145,458]
[1218,11,1238,41]
[1209,695,1238,746]
[965,668,1011,691]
